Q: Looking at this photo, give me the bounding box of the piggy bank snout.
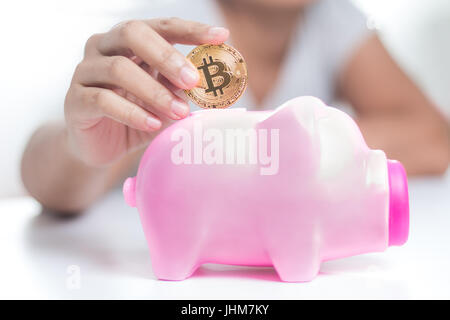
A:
[123,177,137,207]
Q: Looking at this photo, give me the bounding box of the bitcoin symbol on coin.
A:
[185,44,248,109]
[198,56,231,97]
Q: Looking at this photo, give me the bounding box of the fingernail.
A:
[146,117,161,130]
[171,100,190,119]
[180,66,199,87]
[208,27,229,38]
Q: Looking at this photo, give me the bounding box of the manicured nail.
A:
[180,65,199,88]
[146,117,161,130]
[208,27,229,38]
[171,100,189,119]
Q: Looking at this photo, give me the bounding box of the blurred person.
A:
[21,0,449,213]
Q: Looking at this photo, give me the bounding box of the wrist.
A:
[59,126,110,178]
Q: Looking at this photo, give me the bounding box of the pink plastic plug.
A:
[387,160,409,246]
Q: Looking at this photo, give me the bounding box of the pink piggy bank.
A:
[123,96,409,282]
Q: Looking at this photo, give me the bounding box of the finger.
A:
[113,88,182,122]
[97,20,200,89]
[147,18,229,45]
[83,33,103,58]
[75,56,190,120]
[141,64,188,102]
[157,73,188,102]
[79,86,162,132]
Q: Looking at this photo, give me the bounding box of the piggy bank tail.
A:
[123,177,137,207]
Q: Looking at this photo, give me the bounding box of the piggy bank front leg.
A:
[265,226,322,282]
[271,248,321,282]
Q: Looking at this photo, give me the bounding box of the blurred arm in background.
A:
[339,34,450,176]
[20,122,145,214]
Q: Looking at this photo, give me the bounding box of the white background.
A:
[0,0,450,197]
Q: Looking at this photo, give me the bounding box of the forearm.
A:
[338,35,449,175]
[357,110,449,176]
[21,122,126,213]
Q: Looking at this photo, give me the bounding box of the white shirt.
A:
[143,0,370,111]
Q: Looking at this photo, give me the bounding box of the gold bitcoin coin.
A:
[184,43,248,109]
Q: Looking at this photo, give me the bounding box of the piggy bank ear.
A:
[258,96,328,136]
[123,177,137,207]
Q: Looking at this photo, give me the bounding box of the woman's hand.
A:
[64,18,229,166]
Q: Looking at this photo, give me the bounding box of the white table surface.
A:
[1,172,449,300]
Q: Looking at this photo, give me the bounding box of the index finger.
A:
[97,19,229,89]
[147,17,229,45]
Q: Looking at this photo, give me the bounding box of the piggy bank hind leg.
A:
[152,261,200,281]
[265,227,322,282]
[149,230,203,281]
